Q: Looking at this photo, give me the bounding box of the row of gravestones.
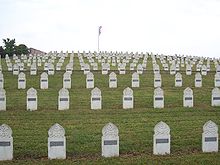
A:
[1,71,220,91]
[0,120,218,161]
[1,87,220,111]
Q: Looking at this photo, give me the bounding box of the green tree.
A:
[15,44,30,55]
[3,38,16,57]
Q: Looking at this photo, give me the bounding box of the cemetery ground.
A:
[0,56,220,164]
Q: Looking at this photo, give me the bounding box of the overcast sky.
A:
[0,0,220,57]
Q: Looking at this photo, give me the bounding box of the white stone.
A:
[0,73,4,89]
[58,88,69,110]
[202,120,218,152]
[18,72,26,89]
[109,72,117,88]
[91,87,102,110]
[86,72,94,89]
[123,87,133,109]
[63,72,71,89]
[102,123,119,157]
[48,63,55,75]
[102,63,109,75]
[170,64,176,75]
[154,87,164,108]
[40,72,48,89]
[65,63,73,74]
[84,64,90,74]
[137,64,143,74]
[154,73,162,88]
[0,124,13,161]
[0,88,6,111]
[13,64,19,75]
[27,87,37,111]
[153,121,170,155]
[195,72,202,87]
[214,73,220,87]
[175,72,182,87]
[183,87,193,107]
[201,65,207,75]
[132,72,139,87]
[30,63,37,75]
[211,87,220,106]
[48,123,66,159]
[186,64,192,75]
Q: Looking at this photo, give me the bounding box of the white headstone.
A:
[0,73,4,89]
[30,63,37,75]
[84,64,90,74]
[86,72,94,89]
[214,73,220,87]
[132,72,140,87]
[91,87,102,110]
[40,72,48,89]
[13,64,19,75]
[102,123,119,157]
[154,73,162,88]
[48,63,55,75]
[170,64,176,75]
[211,87,220,106]
[175,72,182,87]
[186,64,192,75]
[0,89,6,111]
[0,124,13,161]
[154,87,164,108]
[153,121,170,155]
[183,87,193,107]
[48,123,66,159]
[123,87,133,109]
[202,120,218,153]
[195,72,202,87]
[18,72,26,89]
[58,88,69,110]
[27,87,37,111]
[137,64,143,74]
[63,72,71,89]
[109,72,117,88]
[201,65,207,75]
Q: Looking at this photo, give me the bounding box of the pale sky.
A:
[0,0,220,57]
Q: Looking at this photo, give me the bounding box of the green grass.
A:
[0,55,220,164]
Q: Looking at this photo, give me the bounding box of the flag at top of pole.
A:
[98,26,102,36]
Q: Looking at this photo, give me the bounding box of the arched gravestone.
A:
[0,73,4,89]
[214,73,220,87]
[48,123,66,159]
[63,72,71,89]
[154,73,162,88]
[175,72,182,87]
[153,121,170,155]
[84,64,90,75]
[48,63,55,75]
[91,87,102,110]
[26,87,37,111]
[0,124,13,161]
[0,88,6,111]
[102,123,119,157]
[154,87,164,108]
[153,64,160,74]
[30,63,37,75]
[13,64,19,75]
[40,72,48,89]
[109,72,117,88]
[119,63,126,74]
[44,62,49,71]
[183,87,193,107]
[130,63,135,71]
[123,87,133,109]
[65,63,73,74]
[186,64,192,75]
[102,63,109,75]
[170,64,176,75]
[201,65,207,75]
[132,72,139,88]
[137,64,143,74]
[18,72,26,89]
[211,87,220,106]
[93,63,98,70]
[86,72,94,89]
[195,72,202,88]
[58,88,69,110]
[202,120,218,152]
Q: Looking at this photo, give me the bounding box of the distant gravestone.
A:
[0,88,6,111]
[132,72,140,87]
[63,72,71,89]
[91,87,102,110]
[123,87,133,109]
[48,123,66,159]
[201,65,207,76]
[102,64,109,74]
[214,73,220,87]
[30,63,37,75]
[13,64,19,75]
[0,124,13,161]
[119,64,126,74]
[65,63,73,74]
[186,64,192,75]
[154,87,164,108]
[26,87,37,111]
[137,64,143,74]
[102,123,119,157]
[211,87,220,106]
[202,120,218,153]
[109,72,117,88]
[84,64,90,75]
[40,72,48,89]
[154,73,162,88]
[175,72,182,87]
[195,72,202,87]
[183,87,193,107]
[0,73,4,89]
[170,64,176,75]
[18,72,26,89]
[48,63,55,75]
[58,88,69,110]
[153,121,170,155]
[86,72,94,89]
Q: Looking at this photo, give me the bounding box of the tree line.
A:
[0,38,30,58]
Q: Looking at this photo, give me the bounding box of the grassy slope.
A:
[0,55,220,164]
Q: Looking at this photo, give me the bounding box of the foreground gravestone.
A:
[153,121,170,155]
[132,72,139,88]
[0,124,13,161]
[195,72,202,87]
[58,88,69,110]
[102,123,119,157]
[0,88,6,111]
[183,87,193,107]
[40,72,48,89]
[154,87,164,108]
[0,73,4,89]
[91,87,102,110]
[123,87,133,109]
[48,123,66,159]
[86,72,94,89]
[202,120,218,153]
[211,87,220,106]
[18,72,26,89]
[109,72,117,88]
[27,87,37,111]
[175,72,182,87]
[63,72,71,89]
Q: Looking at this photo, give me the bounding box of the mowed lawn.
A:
[0,55,220,165]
